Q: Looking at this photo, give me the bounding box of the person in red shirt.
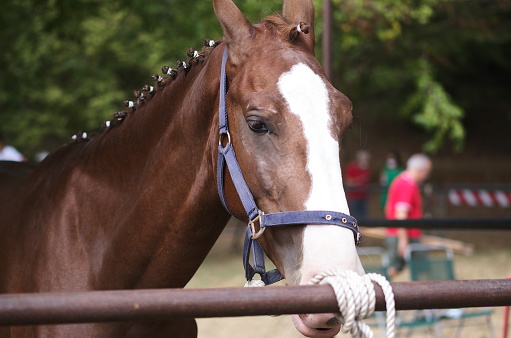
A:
[345,150,371,219]
[385,153,432,278]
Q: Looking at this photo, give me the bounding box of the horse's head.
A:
[214,0,364,336]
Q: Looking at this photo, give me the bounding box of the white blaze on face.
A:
[277,63,362,284]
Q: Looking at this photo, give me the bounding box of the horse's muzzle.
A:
[292,313,342,338]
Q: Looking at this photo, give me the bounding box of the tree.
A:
[1,0,510,157]
[322,0,511,153]
[0,0,222,157]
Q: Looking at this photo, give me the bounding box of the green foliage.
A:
[325,0,511,153]
[0,0,509,158]
[0,0,224,157]
[402,58,464,153]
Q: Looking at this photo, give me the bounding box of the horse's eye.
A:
[247,120,269,133]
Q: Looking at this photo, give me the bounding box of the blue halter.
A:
[216,46,361,285]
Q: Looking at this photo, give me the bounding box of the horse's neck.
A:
[96,51,232,289]
[89,60,220,188]
[26,49,230,291]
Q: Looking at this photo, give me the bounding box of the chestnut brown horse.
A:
[0,0,364,336]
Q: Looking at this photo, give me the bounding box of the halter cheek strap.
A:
[217,46,361,285]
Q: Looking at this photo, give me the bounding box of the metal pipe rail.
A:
[0,279,510,326]
[358,218,511,230]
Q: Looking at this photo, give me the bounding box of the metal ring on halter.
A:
[249,210,265,239]
[219,131,231,147]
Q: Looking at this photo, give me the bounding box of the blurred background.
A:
[1,0,510,337]
[1,0,510,162]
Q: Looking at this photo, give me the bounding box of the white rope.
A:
[242,271,395,337]
[244,279,265,287]
[309,270,395,338]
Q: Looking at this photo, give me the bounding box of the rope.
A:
[244,279,266,287]
[243,271,395,337]
[309,270,395,338]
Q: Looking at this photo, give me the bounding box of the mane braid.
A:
[261,14,310,44]
[74,39,222,143]
[69,39,222,145]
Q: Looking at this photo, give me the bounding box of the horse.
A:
[0,0,364,336]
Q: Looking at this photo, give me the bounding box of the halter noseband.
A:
[216,46,361,285]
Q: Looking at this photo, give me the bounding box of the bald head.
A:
[406,153,432,183]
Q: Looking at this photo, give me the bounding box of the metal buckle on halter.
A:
[218,130,231,148]
[249,210,265,239]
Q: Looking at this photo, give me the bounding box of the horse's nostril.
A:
[325,316,342,327]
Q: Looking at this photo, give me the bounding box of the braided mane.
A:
[70,39,222,144]
[70,15,310,144]
[261,14,310,44]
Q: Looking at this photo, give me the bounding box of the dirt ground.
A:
[187,221,510,338]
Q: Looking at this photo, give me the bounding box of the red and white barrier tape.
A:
[448,189,511,208]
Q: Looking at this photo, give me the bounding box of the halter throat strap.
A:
[216,46,361,285]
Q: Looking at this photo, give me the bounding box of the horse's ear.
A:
[213,0,253,48]
[282,0,315,53]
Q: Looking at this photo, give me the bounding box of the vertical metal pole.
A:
[504,305,510,338]
[322,0,332,80]
[504,274,511,338]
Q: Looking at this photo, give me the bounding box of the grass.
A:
[187,221,510,337]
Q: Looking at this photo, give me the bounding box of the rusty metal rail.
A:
[0,279,510,326]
